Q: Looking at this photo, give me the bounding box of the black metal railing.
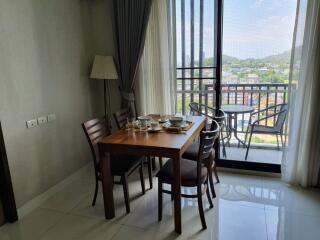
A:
[176,71,289,134]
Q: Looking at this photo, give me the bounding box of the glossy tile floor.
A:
[1,164,320,240]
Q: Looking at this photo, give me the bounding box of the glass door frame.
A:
[214,0,281,173]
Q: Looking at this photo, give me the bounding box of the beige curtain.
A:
[282,0,320,187]
[136,0,176,115]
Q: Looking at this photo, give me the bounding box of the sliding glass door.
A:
[174,0,297,172]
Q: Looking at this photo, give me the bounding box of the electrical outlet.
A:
[26,119,37,128]
[38,116,47,125]
[47,113,56,122]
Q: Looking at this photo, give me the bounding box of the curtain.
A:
[112,0,153,116]
[135,0,176,115]
[282,0,320,187]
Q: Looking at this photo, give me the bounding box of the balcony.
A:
[176,67,288,164]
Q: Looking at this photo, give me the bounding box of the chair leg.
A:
[245,131,253,160]
[147,157,153,189]
[280,134,284,148]
[213,165,220,183]
[159,157,163,168]
[197,185,207,229]
[221,131,227,158]
[92,177,99,206]
[208,171,216,198]
[276,135,280,150]
[171,184,174,201]
[152,157,156,171]
[206,184,214,208]
[139,164,145,195]
[121,175,130,214]
[158,180,163,221]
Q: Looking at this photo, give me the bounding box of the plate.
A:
[163,121,188,129]
[147,127,162,132]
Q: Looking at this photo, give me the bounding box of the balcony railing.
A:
[176,67,289,136]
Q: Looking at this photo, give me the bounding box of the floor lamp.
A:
[90,55,118,120]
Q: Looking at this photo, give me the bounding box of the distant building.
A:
[245,73,259,84]
[258,67,268,73]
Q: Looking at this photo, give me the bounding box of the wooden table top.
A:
[98,116,206,154]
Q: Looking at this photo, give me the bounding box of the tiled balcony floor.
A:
[221,145,283,165]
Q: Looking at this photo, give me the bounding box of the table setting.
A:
[125,115,194,134]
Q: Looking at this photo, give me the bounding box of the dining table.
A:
[98,115,207,234]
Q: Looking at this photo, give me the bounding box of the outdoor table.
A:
[221,104,254,147]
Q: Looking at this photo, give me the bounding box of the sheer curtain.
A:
[282,0,320,187]
[135,0,176,115]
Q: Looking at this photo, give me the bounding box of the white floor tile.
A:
[39,214,121,240]
[265,208,320,240]
[3,168,320,240]
[0,208,65,240]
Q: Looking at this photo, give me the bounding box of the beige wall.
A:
[89,0,121,120]
[0,0,118,207]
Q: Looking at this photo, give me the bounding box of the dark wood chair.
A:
[189,102,227,158]
[245,103,288,160]
[182,120,220,200]
[188,102,225,185]
[156,121,219,229]
[113,109,161,189]
[82,117,145,213]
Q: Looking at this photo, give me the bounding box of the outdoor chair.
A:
[244,103,288,160]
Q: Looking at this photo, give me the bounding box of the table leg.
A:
[172,153,181,234]
[99,147,115,219]
[233,113,246,147]
[225,114,233,146]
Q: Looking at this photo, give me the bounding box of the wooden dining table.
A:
[98,115,207,234]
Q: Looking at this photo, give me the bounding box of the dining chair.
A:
[156,121,219,229]
[113,109,161,189]
[244,103,288,160]
[189,102,227,158]
[82,117,145,213]
[182,120,220,198]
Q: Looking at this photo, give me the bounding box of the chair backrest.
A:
[197,120,220,181]
[82,117,109,173]
[213,109,226,128]
[189,102,201,116]
[275,103,288,131]
[113,108,131,130]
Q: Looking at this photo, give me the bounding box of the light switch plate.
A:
[26,119,37,128]
[47,113,56,122]
[38,116,47,125]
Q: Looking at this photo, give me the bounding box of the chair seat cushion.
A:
[98,155,142,175]
[156,158,207,187]
[111,154,142,174]
[252,125,279,133]
[182,142,215,161]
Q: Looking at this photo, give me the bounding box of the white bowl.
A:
[169,117,184,127]
[138,116,151,122]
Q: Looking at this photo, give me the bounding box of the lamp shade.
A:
[90,55,118,80]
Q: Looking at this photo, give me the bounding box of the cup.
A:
[126,117,135,129]
[150,121,159,130]
[159,115,167,122]
[138,116,151,130]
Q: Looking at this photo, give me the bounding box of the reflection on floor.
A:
[221,145,283,164]
[1,164,320,240]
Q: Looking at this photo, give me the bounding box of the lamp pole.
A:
[104,79,111,120]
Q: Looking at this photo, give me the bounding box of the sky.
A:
[176,0,298,61]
